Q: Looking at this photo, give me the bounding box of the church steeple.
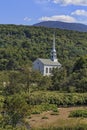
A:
[51,33,58,62]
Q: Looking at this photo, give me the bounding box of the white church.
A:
[33,34,61,76]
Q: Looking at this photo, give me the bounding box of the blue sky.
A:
[0,0,87,25]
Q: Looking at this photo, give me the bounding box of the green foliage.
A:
[27,91,87,106]
[3,71,24,96]
[0,126,27,130]
[73,55,87,71]
[49,54,87,93]
[50,67,67,91]
[1,70,32,128]
[0,71,9,90]
[69,109,87,118]
[0,25,87,93]
[0,24,87,71]
[3,94,29,126]
[31,103,58,114]
[0,24,87,129]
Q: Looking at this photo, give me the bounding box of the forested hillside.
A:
[0,24,87,71]
[0,24,87,130]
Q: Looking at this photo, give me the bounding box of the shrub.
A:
[28,91,87,106]
[31,103,58,115]
[69,109,87,118]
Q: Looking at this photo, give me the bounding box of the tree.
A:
[73,55,87,72]
[50,67,67,91]
[69,68,87,92]
[2,70,30,128]
[3,71,24,96]
[38,76,52,90]
[3,94,29,127]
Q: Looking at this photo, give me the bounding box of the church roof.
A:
[38,58,61,66]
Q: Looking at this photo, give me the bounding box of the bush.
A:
[69,109,87,118]
[31,103,58,115]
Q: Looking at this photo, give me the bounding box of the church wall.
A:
[44,65,58,76]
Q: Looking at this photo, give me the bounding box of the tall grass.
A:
[31,124,87,130]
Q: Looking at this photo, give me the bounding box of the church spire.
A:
[51,33,58,62]
[53,33,56,51]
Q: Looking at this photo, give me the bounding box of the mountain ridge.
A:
[33,21,87,32]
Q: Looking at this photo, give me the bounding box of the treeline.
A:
[0,24,87,94]
[0,24,87,71]
[0,54,87,93]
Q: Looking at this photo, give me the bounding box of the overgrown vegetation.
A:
[69,109,87,118]
[31,103,58,114]
[0,24,87,92]
[27,91,87,106]
[31,125,87,130]
[0,24,87,129]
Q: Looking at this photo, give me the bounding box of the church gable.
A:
[33,58,44,74]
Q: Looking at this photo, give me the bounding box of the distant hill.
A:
[34,21,87,32]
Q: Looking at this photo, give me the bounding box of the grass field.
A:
[28,106,87,129]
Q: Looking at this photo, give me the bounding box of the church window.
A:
[46,68,48,73]
[49,68,52,73]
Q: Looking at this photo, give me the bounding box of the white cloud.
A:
[24,17,31,21]
[71,10,87,16]
[35,0,50,4]
[35,0,87,6]
[39,15,76,23]
[52,0,87,6]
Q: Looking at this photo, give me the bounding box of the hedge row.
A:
[26,92,87,106]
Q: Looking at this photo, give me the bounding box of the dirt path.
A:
[28,106,87,128]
